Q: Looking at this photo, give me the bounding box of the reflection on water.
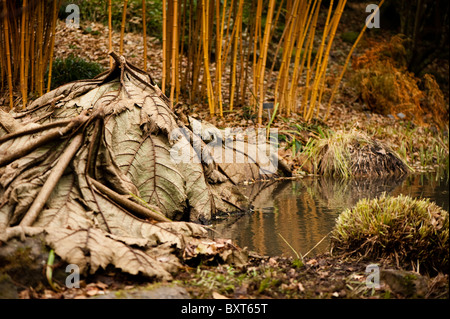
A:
[211,172,449,258]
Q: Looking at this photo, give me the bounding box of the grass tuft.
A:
[331,194,449,274]
[303,129,410,178]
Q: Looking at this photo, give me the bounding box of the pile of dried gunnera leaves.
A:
[0,52,290,279]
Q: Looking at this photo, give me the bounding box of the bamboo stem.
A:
[252,0,263,105]
[2,0,14,109]
[302,1,320,116]
[215,0,226,117]
[20,0,27,108]
[274,0,301,114]
[24,2,30,106]
[37,0,44,96]
[142,0,147,72]
[119,0,129,55]
[46,0,58,93]
[229,0,244,111]
[257,0,276,125]
[170,0,178,108]
[288,0,318,114]
[201,0,215,115]
[304,0,335,121]
[108,0,113,68]
[324,0,384,121]
[162,0,167,92]
[316,0,346,115]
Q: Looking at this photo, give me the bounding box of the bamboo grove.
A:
[0,0,373,124]
[159,0,350,124]
[0,0,60,110]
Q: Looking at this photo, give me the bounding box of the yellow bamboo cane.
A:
[229,0,244,111]
[37,0,44,96]
[324,0,384,121]
[47,0,58,93]
[257,0,276,125]
[201,0,215,115]
[223,0,235,58]
[162,0,167,92]
[170,0,178,108]
[20,0,27,107]
[252,0,263,105]
[273,0,301,113]
[287,0,318,114]
[302,1,321,116]
[119,0,129,55]
[108,0,113,68]
[2,0,13,109]
[142,0,147,72]
[29,6,35,94]
[316,0,347,115]
[216,0,227,117]
[24,4,29,108]
[304,0,334,121]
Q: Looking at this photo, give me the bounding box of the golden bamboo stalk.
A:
[162,0,167,92]
[287,0,318,114]
[201,0,215,115]
[229,0,244,111]
[20,0,27,107]
[302,1,320,116]
[215,0,227,117]
[324,0,384,120]
[142,0,147,72]
[46,0,58,93]
[166,1,173,89]
[176,4,182,102]
[2,0,13,109]
[181,0,189,91]
[108,0,113,68]
[29,8,35,94]
[223,0,235,57]
[237,21,246,106]
[304,0,335,121]
[1,32,4,93]
[252,0,263,104]
[37,0,44,96]
[257,0,276,125]
[316,0,346,112]
[273,0,301,113]
[119,0,129,55]
[191,3,202,103]
[269,0,285,45]
[268,0,299,77]
[170,0,178,108]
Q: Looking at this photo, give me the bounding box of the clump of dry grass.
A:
[331,194,449,274]
[303,129,410,178]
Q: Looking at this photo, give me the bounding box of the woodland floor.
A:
[1,5,449,300]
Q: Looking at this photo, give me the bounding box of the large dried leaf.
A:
[104,107,187,219]
[188,117,281,184]
[45,227,179,280]
[0,53,290,278]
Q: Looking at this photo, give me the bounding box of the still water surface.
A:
[211,172,449,258]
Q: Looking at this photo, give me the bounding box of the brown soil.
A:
[10,251,448,300]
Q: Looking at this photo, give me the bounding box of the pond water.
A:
[210,171,449,258]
